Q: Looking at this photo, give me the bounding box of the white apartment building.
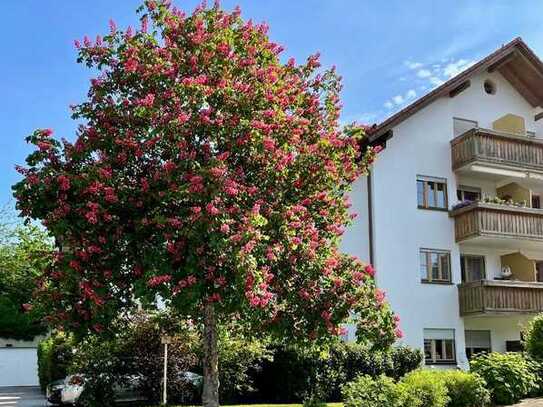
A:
[342,38,543,369]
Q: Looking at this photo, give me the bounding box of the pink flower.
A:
[147,274,172,287]
[139,93,155,107]
[22,303,33,312]
[42,128,53,137]
[57,175,71,191]
[206,203,220,216]
[85,211,98,224]
[375,289,386,305]
[109,19,117,34]
[220,224,230,233]
[37,141,52,151]
[364,264,375,277]
[163,161,176,173]
[125,58,138,72]
[210,167,226,177]
[395,328,404,339]
[178,111,190,123]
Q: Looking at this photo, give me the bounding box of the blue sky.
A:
[2,1,543,208]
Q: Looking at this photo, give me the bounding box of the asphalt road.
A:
[0,387,47,407]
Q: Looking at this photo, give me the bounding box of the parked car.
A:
[46,371,203,405]
[46,374,147,405]
[46,378,66,405]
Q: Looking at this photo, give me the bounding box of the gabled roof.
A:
[369,38,543,143]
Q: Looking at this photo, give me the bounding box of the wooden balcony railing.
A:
[450,202,543,243]
[451,128,543,173]
[458,280,543,316]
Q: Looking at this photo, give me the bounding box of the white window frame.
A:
[424,329,456,365]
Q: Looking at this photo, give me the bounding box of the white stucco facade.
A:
[342,58,543,368]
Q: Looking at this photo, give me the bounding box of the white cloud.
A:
[442,59,475,78]
[417,69,432,78]
[429,76,444,87]
[392,95,404,105]
[384,89,417,110]
[404,60,423,70]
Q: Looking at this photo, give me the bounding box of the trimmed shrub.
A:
[470,352,538,405]
[399,370,449,407]
[440,370,490,407]
[253,342,422,403]
[37,332,75,390]
[342,374,402,407]
[387,345,425,380]
[524,314,543,361]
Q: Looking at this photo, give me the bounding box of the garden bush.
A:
[37,331,75,390]
[252,342,422,403]
[342,374,401,407]
[524,314,543,361]
[439,370,490,407]
[399,369,449,407]
[470,352,538,405]
[317,342,422,401]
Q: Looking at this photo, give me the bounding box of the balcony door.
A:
[537,261,543,283]
[461,255,486,283]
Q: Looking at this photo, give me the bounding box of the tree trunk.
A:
[202,303,219,407]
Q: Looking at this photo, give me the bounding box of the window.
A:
[424,329,456,364]
[457,185,481,202]
[460,255,486,282]
[506,340,523,352]
[465,330,491,360]
[420,249,451,283]
[484,79,497,95]
[417,176,448,210]
[532,194,541,209]
[453,118,478,137]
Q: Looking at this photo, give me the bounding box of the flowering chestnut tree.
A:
[13,1,400,406]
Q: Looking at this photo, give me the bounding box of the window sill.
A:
[421,280,453,285]
[418,206,449,212]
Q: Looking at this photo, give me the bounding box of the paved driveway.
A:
[0,387,47,407]
[508,399,543,407]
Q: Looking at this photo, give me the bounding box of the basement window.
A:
[465,330,491,360]
[424,329,456,365]
[484,79,496,95]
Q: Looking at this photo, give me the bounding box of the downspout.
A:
[367,169,374,266]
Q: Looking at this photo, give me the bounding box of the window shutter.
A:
[424,328,455,340]
[465,330,491,348]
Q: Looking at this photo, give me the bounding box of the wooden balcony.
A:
[450,202,543,249]
[451,128,543,175]
[458,280,543,316]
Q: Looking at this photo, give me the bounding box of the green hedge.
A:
[342,369,490,407]
[252,342,422,403]
[343,374,401,407]
[470,352,538,405]
[525,314,543,361]
[37,332,75,391]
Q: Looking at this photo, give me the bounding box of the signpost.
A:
[161,336,173,405]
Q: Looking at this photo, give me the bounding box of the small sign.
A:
[161,336,173,344]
